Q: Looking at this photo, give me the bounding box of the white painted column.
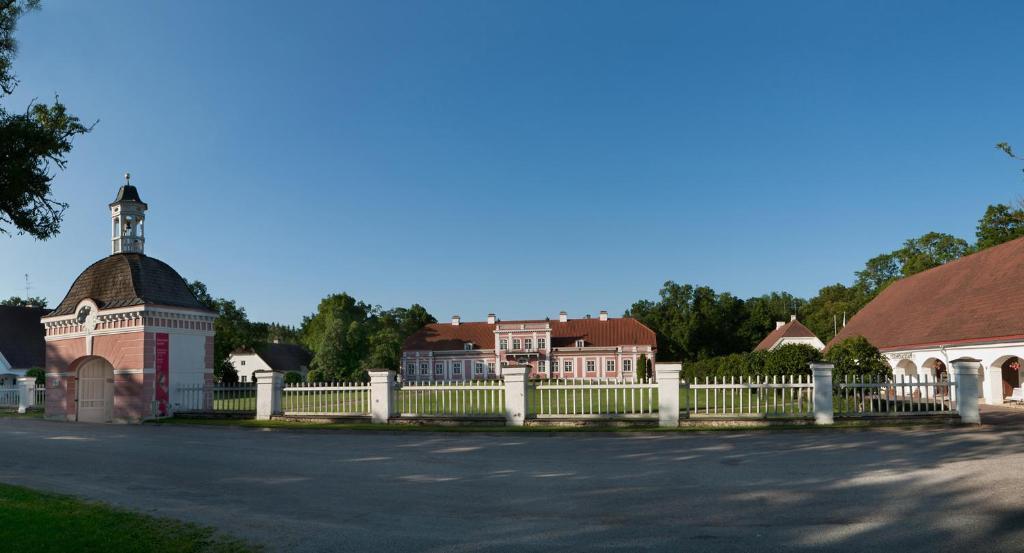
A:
[811,362,834,425]
[984,365,1003,406]
[254,370,283,421]
[655,363,681,428]
[17,376,37,414]
[503,365,529,426]
[952,358,982,424]
[368,369,396,424]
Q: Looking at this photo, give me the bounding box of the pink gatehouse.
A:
[41,176,216,423]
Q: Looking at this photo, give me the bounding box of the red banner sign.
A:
[155,333,169,416]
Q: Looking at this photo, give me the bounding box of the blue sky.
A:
[3,1,1023,326]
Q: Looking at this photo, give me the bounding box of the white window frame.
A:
[538,360,547,372]
[563,360,574,373]
[434,363,444,375]
[512,338,521,350]
[623,359,633,372]
[586,360,595,373]
[487,362,496,374]
[464,343,473,351]
[500,339,508,350]
[575,339,585,348]
[453,362,463,375]
[606,359,615,372]
[474,362,483,375]
[524,338,532,350]
[538,337,546,349]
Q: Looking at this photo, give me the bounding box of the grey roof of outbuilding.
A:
[234,343,312,373]
[48,253,211,317]
[0,306,47,370]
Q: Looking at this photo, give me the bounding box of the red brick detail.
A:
[93,332,146,371]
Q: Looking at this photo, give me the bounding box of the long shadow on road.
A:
[1,409,1023,552]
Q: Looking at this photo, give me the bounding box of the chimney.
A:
[790,314,797,321]
[776,321,785,329]
[487,313,496,325]
[599,310,608,321]
[451,315,460,326]
[558,311,568,323]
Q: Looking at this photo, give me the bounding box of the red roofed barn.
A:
[833,235,1024,405]
[402,311,656,380]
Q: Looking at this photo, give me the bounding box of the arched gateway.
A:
[41,177,216,423]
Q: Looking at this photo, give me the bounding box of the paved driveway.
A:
[2,410,1024,552]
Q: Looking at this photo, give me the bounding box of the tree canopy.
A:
[300,293,436,382]
[1,294,46,307]
[1,1,92,239]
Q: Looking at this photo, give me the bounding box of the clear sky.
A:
[3,0,1023,326]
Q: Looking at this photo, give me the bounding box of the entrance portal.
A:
[1002,357,1021,398]
[77,357,114,423]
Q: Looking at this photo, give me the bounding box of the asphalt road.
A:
[3,410,1024,552]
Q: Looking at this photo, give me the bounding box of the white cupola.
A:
[110,173,148,255]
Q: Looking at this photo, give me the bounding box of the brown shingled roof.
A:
[0,306,46,369]
[832,236,1024,351]
[403,317,657,351]
[754,318,818,351]
[48,253,210,317]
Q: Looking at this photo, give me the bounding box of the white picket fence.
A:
[35,387,46,406]
[283,382,371,416]
[684,375,815,418]
[533,378,658,417]
[176,382,255,413]
[835,374,956,416]
[398,380,505,417]
[0,386,17,408]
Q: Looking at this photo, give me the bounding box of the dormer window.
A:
[575,339,585,348]
[464,343,474,351]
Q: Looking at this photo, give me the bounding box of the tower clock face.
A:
[76,306,91,324]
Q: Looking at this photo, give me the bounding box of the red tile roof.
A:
[832,236,1024,351]
[403,317,657,351]
[754,318,818,351]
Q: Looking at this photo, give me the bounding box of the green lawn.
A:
[0,483,258,553]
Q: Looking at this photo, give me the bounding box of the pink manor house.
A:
[401,312,657,381]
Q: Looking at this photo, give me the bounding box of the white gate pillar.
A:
[17,377,37,414]
[502,365,529,426]
[655,363,682,428]
[254,370,283,420]
[811,362,834,425]
[951,358,981,424]
[368,369,397,424]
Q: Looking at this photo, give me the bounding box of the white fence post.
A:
[951,357,981,424]
[655,363,682,427]
[502,365,528,426]
[16,377,37,414]
[810,362,834,425]
[368,369,397,424]
[255,370,283,420]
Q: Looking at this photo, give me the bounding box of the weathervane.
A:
[125,172,131,185]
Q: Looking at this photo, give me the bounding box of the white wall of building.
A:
[230,352,273,382]
[884,341,1024,405]
[168,332,208,408]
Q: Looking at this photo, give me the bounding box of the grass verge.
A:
[0,483,259,553]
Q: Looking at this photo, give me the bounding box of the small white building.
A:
[754,315,825,352]
[0,306,47,387]
[230,342,312,382]
[834,236,1024,405]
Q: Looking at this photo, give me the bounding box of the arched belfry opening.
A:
[41,175,217,423]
